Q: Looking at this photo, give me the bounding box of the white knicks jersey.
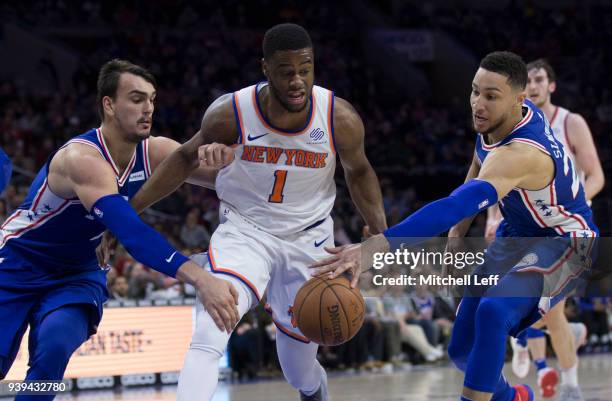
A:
[216,83,337,235]
[550,106,585,184]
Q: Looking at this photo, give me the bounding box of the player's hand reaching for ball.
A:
[198,142,235,169]
[309,234,390,288]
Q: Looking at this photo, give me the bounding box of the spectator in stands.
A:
[180,208,211,249]
[109,276,130,301]
[389,287,444,362]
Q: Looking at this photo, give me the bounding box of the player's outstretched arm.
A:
[58,145,239,332]
[130,94,238,212]
[147,136,222,190]
[334,97,387,235]
[448,151,482,238]
[310,143,545,280]
[566,113,605,200]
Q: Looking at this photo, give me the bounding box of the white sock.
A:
[560,362,578,388]
[276,330,323,395]
[177,276,253,401]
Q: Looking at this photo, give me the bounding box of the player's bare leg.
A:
[544,300,584,401]
[527,322,558,398]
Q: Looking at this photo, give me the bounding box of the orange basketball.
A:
[293,276,365,346]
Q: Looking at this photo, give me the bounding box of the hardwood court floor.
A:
[5,354,611,401]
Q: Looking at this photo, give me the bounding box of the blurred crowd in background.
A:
[1,0,611,379]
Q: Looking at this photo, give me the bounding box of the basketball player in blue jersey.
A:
[0,59,239,400]
[130,23,387,401]
[311,51,598,401]
[489,59,604,401]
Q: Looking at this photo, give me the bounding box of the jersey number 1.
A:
[268,170,287,203]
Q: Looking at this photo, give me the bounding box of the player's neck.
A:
[260,86,311,131]
[99,123,138,172]
[540,102,556,121]
[486,107,524,144]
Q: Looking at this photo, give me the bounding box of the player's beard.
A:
[479,114,507,136]
[116,116,151,143]
[268,81,309,114]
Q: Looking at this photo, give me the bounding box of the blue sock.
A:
[526,327,545,339]
[534,358,547,371]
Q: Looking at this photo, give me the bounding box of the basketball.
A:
[293,276,365,346]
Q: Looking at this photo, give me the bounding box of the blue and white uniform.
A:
[0,127,152,372]
[445,101,598,399]
[476,100,596,238]
[473,100,597,312]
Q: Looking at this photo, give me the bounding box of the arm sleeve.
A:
[91,194,189,277]
[383,179,498,249]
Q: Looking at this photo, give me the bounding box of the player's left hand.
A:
[198,142,235,169]
[309,234,390,288]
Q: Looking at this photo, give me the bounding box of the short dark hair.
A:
[526,58,556,83]
[262,23,312,59]
[96,59,156,121]
[479,51,527,90]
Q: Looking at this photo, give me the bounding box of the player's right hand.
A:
[198,142,235,169]
[194,270,240,333]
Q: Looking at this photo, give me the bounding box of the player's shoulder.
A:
[199,93,239,144]
[202,93,235,123]
[60,142,108,172]
[566,110,588,128]
[332,96,362,126]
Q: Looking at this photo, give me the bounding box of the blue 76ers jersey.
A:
[475,100,597,238]
[0,128,152,283]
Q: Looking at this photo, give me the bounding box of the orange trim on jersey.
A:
[208,243,261,300]
[251,86,316,136]
[327,91,336,154]
[273,319,311,343]
[263,301,311,343]
[233,92,246,144]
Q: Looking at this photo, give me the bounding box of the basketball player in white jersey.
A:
[488,59,604,401]
[130,23,387,401]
